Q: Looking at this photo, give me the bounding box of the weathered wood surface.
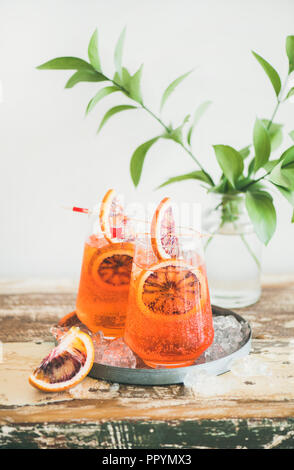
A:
[1,278,294,449]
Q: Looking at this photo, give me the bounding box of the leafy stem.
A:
[178,142,214,186]
[37,29,294,245]
[205,197,261,269]
[239,232,261,269]
[239,72,289,192]
[267,73,289,131]
[104,73,215,185]
[113,78,214,184]
[140,103,170,133]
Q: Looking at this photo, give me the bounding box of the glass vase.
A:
[202,193,262,308]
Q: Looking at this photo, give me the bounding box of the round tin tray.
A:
[89,306,252,385]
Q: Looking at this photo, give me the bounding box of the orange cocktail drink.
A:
[76,235,134,337]
[124,198,214,367]
[76,189,134,338]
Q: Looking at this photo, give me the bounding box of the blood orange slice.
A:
[151,197,179,260]
[99,189,128,243]
[136,260,207,319]
[29,327,94,392]
[89,243,134,290]
[58,311,80,328]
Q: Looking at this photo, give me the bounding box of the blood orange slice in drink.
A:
[99,188,128,243]
[89,243,134,291]
[29,327,94,392]
[136,260,207,320]
[151,197,179,260]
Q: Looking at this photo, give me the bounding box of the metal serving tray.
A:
[89,306,252,385]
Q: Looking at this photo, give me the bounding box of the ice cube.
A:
[92,331,111,362]
[204,342,226,361]
[50,313,93,342]
[194,353,206,365]
[50,325,71,342]
[211,315,244,356]
[197,315,250,362]
[240,320,251,344]
[100,337,137,368]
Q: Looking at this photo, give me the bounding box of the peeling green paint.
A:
[1,419,294,449]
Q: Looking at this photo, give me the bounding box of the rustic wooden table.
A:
[0,278,294,449]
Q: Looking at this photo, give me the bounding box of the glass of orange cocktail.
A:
[124,198,214,367]
[76,189,135,338]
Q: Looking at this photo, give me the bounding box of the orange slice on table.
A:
[151,197,179,260]
[99,188,129,243]
[88,242,134,291]
[136,259,207,320]
[29,327,94,392]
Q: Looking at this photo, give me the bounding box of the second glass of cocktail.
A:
[124,198,214,367]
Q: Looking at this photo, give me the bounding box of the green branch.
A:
[111,77,214,185]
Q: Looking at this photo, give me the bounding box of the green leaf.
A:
[285,87,294,100]
[158,170,212,189]
[261,120,283,151]
[263,159,279,172]
[37,57,94,71]
[164,115,191,144]
[85,86,120,115]
[253,118,271,172]
[113,72,121,86]
[160,70,193,112]
[247,181,267,193]
[183,114,191,124]
[213,145,244,187]
[289,130,294,142]
[130,137,160,187]
[236,176,254,190]
[239,146,251,159]
[88,29,101,72]
[114,67,130,87]
[97,104,137,132]
[163,125,184,144]
[269,146,294,190]
[245,191,276,245]
[292,210,294,223]
[282,165,294,189]
[209,177,229,194]
[248,158,255,177]
[252,51,281,97]
[114,27,126,79]
[121,67,132,90]
[129,65,144,103]
[269,161,290,188]
[280,145,294,166]
[286,36,294,74]
[65,70,108,88]
[187,101,211,146]
[166,128,183,144]
[274,184,294,207]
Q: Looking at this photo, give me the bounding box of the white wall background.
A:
[1,0,294,280]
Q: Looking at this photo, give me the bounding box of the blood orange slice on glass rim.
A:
[28,327,94,392]
[99,188,129,243]
[151,197,179,260]
[136,259,207,320]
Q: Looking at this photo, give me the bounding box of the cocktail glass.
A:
[124,229,214,367]
[76,194,135,338]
